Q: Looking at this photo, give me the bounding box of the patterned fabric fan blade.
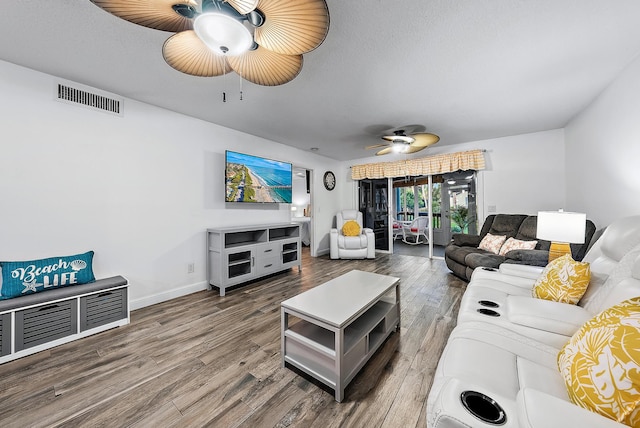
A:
[254,0,329,55]
[410,133,440,147]
[90,0,197,32]
[163,31,231,76]
[227,46,302,86]
[226,0,259,14]
[376,147,393,156]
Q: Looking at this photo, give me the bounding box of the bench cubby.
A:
[0,276,129,364]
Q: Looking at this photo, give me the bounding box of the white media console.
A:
[207,223,302,296]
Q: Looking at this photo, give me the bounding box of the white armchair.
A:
[330,209,375,259]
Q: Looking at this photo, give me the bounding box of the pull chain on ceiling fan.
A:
[365,126,440,156]
[90,0,330,86]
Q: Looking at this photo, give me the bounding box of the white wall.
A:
[343,129,567,223]
[0,60,342,309]
[470,130,567,218]
[565,54,640,228]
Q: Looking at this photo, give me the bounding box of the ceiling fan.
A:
[365,125,440,156]
[90,0,330,86]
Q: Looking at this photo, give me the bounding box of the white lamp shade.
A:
[194,13,253,56]
[536,211,586,244]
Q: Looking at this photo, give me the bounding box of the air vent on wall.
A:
[55,81,123,116]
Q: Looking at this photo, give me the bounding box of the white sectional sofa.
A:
[427,215,640,428]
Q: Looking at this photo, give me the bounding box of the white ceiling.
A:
[2,1,640,160]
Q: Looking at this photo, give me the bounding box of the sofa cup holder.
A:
[461,390,507,425]
[477,308,500,317]
[478,300,499,308]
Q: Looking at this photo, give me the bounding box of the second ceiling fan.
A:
[366,125,440,156]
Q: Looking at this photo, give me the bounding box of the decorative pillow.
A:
[0,251,95,300]
[558,297,640,426]
[342,220,361,237]
[532,254,590,304]
[498,237,538,256]
[478,233,507,254]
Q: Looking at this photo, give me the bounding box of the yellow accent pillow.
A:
[557,297,640,426]
[342,220,361,236]
[532,254,591,305]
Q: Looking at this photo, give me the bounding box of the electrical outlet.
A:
[187,263,195,274]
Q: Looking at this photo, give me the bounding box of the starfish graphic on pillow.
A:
[21,279,39,294]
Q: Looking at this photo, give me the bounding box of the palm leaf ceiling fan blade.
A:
[376,147,393,156]
[382,134,407,142]
[90,0,197,32]
[365,143,390,150]
[227,46,302,86]
[405,145,429,154]
[410,133,440,147]
[254,0,330,55]
[226,0,259,15]
[163,31,231,76]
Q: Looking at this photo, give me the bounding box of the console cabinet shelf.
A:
[207,223,302,296]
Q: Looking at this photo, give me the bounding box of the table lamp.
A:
[536,210,586,262]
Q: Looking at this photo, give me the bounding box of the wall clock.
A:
[323,171,336,191]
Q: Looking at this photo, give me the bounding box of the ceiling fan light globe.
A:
[391,142,410,153]
[194,13,253,56]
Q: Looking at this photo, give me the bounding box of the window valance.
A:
[350,149,485,180]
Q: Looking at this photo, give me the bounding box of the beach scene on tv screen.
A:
[226,151,292,203]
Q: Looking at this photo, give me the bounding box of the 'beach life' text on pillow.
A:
[0,251,95,300]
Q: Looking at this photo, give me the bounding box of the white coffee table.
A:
[281,270,400,402]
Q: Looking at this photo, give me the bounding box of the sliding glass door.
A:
[391,171,478,257]
[440,171,478,245]
[392,176,436,257]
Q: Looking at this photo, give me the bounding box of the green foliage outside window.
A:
[451,206,471,234]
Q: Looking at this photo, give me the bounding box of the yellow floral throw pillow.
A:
[532,254,591,304]
[557,297,640,426]
[342,220,361,236]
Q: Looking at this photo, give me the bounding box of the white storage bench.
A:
[0,276,129,364]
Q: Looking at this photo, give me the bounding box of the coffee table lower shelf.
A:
[281,293,399,402]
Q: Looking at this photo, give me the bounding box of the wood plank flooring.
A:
[0,250,466,427]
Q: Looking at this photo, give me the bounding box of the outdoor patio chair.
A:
[402,216,429,245]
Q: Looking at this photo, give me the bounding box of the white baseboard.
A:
[130,280,209,310]
[317,247,330,256]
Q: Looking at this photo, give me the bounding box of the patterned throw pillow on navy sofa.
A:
[0,251,95,300]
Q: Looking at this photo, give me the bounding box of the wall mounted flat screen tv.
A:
[225,150,292,203]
